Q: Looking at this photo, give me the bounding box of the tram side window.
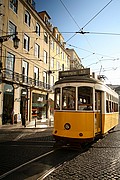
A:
[114,103,118,112]
[112,102,114,112]
[62,86,76,110]
[109,101,112,112]
[106,100,118,113]
[78,86,93,110]
[106,100,112,113]
[54,88,60,110]
[106,100,109,113]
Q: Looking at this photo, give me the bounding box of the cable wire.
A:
[63,0,114,42]
[59,0,81,29]
[81,0,114,29]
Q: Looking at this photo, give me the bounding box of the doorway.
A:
[2,84,14,124]
[20,88,28,126]
[95,90,102,134]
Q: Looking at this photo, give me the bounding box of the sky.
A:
[35,0,120,85]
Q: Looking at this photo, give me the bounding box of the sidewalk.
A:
[0,118,54,129]
[26,118,54,128]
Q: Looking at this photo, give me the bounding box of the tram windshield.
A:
[62,86,76,110]
[78,86,93,110]
[54,88,60,110]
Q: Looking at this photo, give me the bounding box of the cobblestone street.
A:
[45,124,120,180]
[0,122,120,179]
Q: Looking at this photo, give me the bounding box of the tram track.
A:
[0,141,94,180]
[37,144,93,180]
[0,126,100,180]
[0,149,55,179]
[0,143,87,180]
[0,140,55,148]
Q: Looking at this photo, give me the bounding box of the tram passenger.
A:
[69,98,75,108]
[84,105,92,110]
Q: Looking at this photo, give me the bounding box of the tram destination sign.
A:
[59,68,90,79]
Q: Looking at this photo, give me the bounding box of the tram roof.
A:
[54,75,119,98]
[55,75,100,85]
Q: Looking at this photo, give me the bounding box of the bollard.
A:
[35,118,36,127]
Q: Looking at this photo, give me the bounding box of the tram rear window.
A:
[78,87,93,110]
[62,86,76,110]
[54,88,60,110]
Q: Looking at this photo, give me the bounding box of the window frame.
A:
[43,71,47,89]
[34,43,40,58]
[78,86,93,111]
[62,86,76,110]
[34,66,39,86]
[54,88,61,110]
[43,50,47,64]
[9,0,18,14]
[24,34,30,51]
[6,52,15,80]
[8,21,17,40]
[22,60,29,83]
[25,10,31,26]
[36,22,40,36]
[44,32,48,43]
[51,39,54,50]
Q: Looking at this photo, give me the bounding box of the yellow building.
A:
[66,48,84,70]
[0,0,70,126]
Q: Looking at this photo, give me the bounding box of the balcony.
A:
[2,69,51,91]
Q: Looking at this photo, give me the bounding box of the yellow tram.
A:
[53,68,119,145]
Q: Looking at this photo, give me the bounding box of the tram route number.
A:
[59,68,90,79]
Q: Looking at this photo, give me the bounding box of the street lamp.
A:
[13,35,20,49]
[0,33,20,49]
[0,33,20,76]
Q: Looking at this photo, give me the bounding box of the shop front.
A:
[32,93,47,120]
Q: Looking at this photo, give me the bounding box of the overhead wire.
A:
[81,0,114,29]
[59,0,82,42]
[67,43,118,60]
[59,0,114,42]
[2,44,47,71]
[77,31,120,36]
[59,0,117,79]
[59,0,80,29]
[3,27,120,35]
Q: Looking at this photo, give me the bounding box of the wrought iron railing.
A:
[2,69,51,91]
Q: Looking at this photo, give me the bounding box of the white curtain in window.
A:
[6,52,14,71]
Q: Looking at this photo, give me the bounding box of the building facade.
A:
[0,0,70,125]
[66,48,83,70]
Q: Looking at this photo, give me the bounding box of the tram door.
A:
[95,91,102,134]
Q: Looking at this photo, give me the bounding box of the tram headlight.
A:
[79,133,83,137]
[64,123,71,130]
